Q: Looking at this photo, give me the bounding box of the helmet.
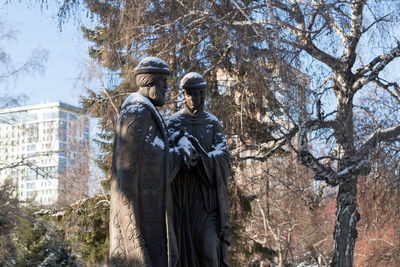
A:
[180,72,207,89]
[134,57,170,76]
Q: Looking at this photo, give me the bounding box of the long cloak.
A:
[167,110,230,267]
[109,93,179,267]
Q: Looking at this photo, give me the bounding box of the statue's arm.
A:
[211,121,231,259]
[193,120,229,187]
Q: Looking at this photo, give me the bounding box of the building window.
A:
[27,144,36,151]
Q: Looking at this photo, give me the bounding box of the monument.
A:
[167,72,230,267]
[109,57,196,267]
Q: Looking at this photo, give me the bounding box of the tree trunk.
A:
[331,178,360,267]
[278,248,285,267]
[331,90,360,267]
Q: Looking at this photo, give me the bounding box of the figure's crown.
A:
[134,57,170,75]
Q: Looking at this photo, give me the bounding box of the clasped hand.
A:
[174,130,205,168]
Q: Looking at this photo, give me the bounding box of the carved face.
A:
[147,74,168,107]
[183,88,204,114]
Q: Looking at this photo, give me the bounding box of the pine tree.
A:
[9,218,74,266]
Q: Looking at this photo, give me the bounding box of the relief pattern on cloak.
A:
[109,93,179,267]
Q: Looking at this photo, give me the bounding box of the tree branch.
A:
[361,13,391,34]
[358,125,400,156]
[299,124,400,185]
[239,117,338,163]
[374,79,400,104]
[342,0,365,67]
[353,42,400,91]
[319,0,348,47]
[298,150,370,186]
[271,1,342,69]
[296,115,372,186]
[229,0,261,36]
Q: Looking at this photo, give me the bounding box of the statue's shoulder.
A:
[122,93,151,110]
[120,93,155,120]
[204,111,221,125]
[120,102,148,123]
[167,110,184,124]
[122,102,147,114]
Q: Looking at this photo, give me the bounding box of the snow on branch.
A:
[296,115,372,186]
[239,131,295,162]
[238,117,337,162]
[298,150,339,186]
[353,43,400,91]
[232,20,269,26]
[298,124,400,186]
[358,125,400,156]
[229,0,261,36]
[298,150,370,186]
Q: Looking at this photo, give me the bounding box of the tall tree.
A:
[261,2,400,266]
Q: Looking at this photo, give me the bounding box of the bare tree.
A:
[255,2,400,266]
[0,19,48,85]
[189,1,400,264]
[58,116,91,205]
[235,151,336,266]
[0,17,48,177]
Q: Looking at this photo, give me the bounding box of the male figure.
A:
[168,72,230,267]
[109,57,192,267]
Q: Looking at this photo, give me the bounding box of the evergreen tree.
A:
[75,0,285,176]
[3,218,74,266]
[74,1,287,264]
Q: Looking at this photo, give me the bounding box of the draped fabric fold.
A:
[168,110,230,267]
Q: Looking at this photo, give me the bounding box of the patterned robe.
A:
[109,93,179,267]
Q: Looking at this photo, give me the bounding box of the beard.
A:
[149,86,166,107]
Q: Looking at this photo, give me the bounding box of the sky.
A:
[1,2,90,107]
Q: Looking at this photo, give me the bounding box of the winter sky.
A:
[1,2,90,107]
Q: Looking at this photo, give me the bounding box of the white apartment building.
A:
[0,102,90,206]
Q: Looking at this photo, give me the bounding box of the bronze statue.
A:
[167,72,230,267]
[109,57,195,267]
